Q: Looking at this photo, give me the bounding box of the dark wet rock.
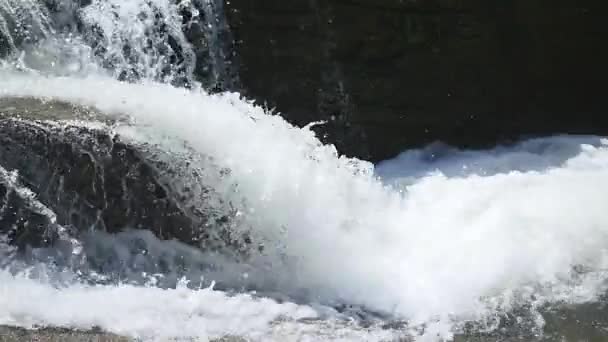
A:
[0,169,61,250]
[0,31,10,57]
[0,325,247,342]
[0,326,130,342]
[225,0,608,162]
[179,0,240,91]
[0,98,243,256]
[0,119,193,243]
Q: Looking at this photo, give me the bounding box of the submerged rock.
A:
[0,97,244,259]
[0,325,247,342]
[0,166,61,250]
[0,326,130,342]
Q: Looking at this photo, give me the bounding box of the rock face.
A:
[225,0,608,161]
[0,119,192,246]
[0,98,240,256]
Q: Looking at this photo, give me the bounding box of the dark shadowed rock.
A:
[0,325,247,342]
[0,97,243,257]
[0,168,61,250]
[0,118,193,243]
[225,0,608,161]
[0,32,10,57]
[0,326,130,342]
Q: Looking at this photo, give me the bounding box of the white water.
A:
[0,268,401,341]
[0,0,218,85]
[1,1,608,341]
[1,72,608,340]
[79,0,196,83]
[0,0,53,51]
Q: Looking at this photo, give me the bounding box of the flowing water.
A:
[1,1,608,341]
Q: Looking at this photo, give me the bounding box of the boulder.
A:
[0,98,242,256]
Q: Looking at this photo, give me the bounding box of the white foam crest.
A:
[2,72,608,339]
[0,229,399,341]
[0,269,397,341]
[376,136,607,183]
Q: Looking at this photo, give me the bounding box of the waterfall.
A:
[0,0,235,88]
[193,0,238,90]
[0,0,53,55]
[3,1,608,341]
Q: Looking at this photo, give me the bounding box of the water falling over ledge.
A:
[1,1,608,341]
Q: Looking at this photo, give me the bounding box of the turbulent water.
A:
[1,1,608,342]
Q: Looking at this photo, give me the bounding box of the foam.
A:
[2,72,608,340]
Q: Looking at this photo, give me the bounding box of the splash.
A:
[0,268,397,342]
[2,71,608,340]
[2,1,608,341]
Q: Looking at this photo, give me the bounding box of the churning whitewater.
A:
[1,1,608,341]
[3,72,608,341]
